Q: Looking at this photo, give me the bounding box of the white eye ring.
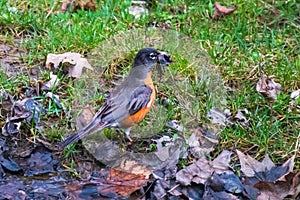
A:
[149,52,157,60]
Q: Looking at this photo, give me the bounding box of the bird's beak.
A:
[157,51,172,67]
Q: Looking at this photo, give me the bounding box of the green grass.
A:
[0,0,299,167]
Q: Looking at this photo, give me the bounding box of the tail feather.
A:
[60,116,107,148]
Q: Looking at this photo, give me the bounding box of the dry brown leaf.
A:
[46,52,93,78]
[176,150,232,186]
[213,2,237,19]
[256,73,281,101]
[207,107,233,126]
[255,171,300,200]
[187,127,218,157]
[128,1,148,19]
[212,150,233,174]
[61,0,96,13]
[237,150,275,177]
[238,151,299,199]
[117,160,152,178]
[106,168,150,196]
[66,167,150,198]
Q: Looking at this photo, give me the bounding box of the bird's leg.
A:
[124,127,132,142]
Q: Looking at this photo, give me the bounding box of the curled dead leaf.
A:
[46,52,93,78]
[234,108,250,126]
[213,2,237,19]
[256,73,281,101]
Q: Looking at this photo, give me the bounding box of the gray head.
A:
[133,48,172,69]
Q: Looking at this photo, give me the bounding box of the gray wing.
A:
[128,85,152,115]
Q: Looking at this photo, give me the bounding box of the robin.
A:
[60,48,172,147]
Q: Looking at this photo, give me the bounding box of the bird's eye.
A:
[149,52,157,60]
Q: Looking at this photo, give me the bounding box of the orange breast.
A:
[120,72,155,128]
[120,91,155,128]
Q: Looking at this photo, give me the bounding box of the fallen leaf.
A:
[61,0,96,13]
[13,98,44,125]
[45,92,63,109]
[152,136,186,169]
[24,146,58,176]
[2,98,45,135]
[238,151,299,199]
[255,171,300,200]
[66,168,149,198]
[106,168,150,195]
[41,72,60,91]
[75,105,95,130]
[291,89,300,100]
[46,52,93,78]
[85,133,186,172]
[152,168,179,199]
[204,172,244,199]
[237,150,275,177]
[207,107,233,126]
[187,127,218,157]
[213,2,237,19]
[165,120,183,132]
[181,183,205,200]
[203,191,239,200]
[176,150,233,186]
[128,1,148,19]
[117,160,152,178]
[289,89,300,112]
[256,73,281,101]
[234,108,250,126]
[29,177,67,199]
[0,155,21,173]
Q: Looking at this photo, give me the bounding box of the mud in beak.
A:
[156,51,172,78]
[157,51,172,67]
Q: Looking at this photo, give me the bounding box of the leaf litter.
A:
[1,67,298,199]
[1,38,299,199]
